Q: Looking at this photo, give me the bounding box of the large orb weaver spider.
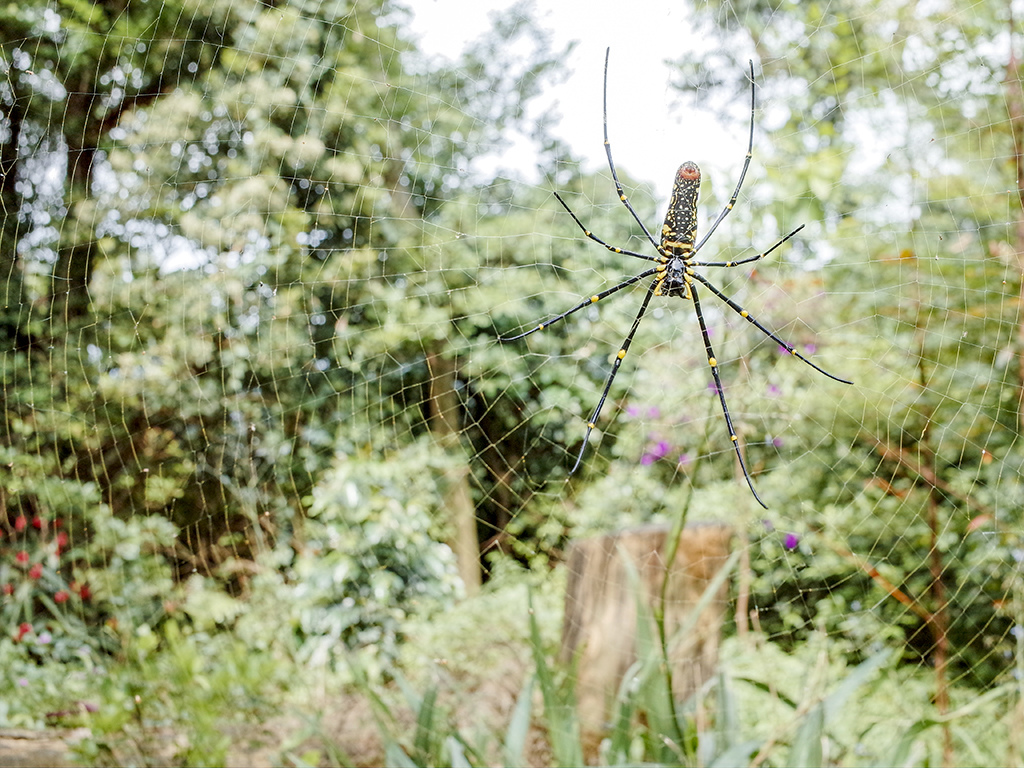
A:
[500,48,851,508]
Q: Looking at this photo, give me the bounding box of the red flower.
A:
[14,516,26,532]
[15,550,29,565]
[54,590,69,604]
[28,563,43,580]
[72,581,92,601]
[31,516,44,530]
[2,583,12,595]
[55,531,69,555]
[15,622,31,642]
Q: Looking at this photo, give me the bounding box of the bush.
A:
[290,438,462,672]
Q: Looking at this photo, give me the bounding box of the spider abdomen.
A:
[660,162,700,254]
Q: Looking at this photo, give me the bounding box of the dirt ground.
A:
[0,652,540,767]
[0,728,87,768]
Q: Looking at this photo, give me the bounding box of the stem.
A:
[734,530,751,640]
[913,323,953,768]
[653,464,697,749]
[928,486,953,767]
[651,424,716,749]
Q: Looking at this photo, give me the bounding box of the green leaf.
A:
[528,590,583,767]
[445,736,472,768]
[822,649,893,725]
[788,703,824,768]
[503,673,535,768]
[875,720,930,768]
[709,739,763,768]
[412,684,438,763]
[384,742,418,768]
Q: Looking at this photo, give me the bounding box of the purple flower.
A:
[641,440,671,465]
[804,343,817,354]
[777,344,791,355]
[784,533,799,550]
[772,437,783,447]
[647,406,661,419]
[626,405,640,418]
[677,452,691,466]
[707,380,722,396]
[767,384,781,397]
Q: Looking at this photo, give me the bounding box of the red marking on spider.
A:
[677,162,700,180]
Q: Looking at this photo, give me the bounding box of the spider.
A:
[500,48,851,508]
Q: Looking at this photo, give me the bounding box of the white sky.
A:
[409,0,750,200]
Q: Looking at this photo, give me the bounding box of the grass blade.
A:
[503,673,535,768]
[528,590,583,767]
[787,702,824,768]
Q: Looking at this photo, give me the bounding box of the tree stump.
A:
[559,522,732,756]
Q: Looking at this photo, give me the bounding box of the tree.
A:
[670,1,1024,751]
[1,0,578,627]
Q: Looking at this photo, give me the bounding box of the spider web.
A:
[2,0,1023,763]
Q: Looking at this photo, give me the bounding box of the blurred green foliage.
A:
[1,0,1024,762]
[292,438,463,671]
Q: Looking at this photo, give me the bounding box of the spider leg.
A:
[603,48,660,250]
[690,282,768,508]
[554,192,661,264]
[570,278,658,473]
[693,61,756,254]
[693,225,805,268]
[500,266,660,342]
[688,271,853,385]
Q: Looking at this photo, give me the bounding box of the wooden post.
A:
[560,522,732,756]
[425,347,480,595]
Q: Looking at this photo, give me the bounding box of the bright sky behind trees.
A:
[410,0,744,198]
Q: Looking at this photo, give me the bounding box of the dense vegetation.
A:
[1,0,1022,764]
